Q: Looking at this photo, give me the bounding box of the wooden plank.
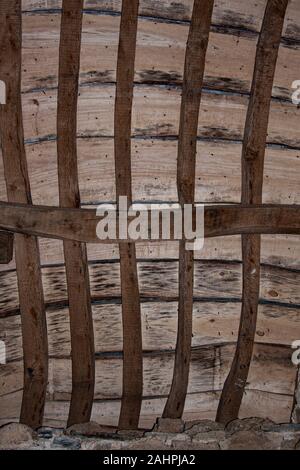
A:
[163,0,214,419]
[18,12,300,99]
[217,0,289,425]
[1,301,299,363]
[0,388,293,429]
[2,139,299,209]
[0,232,13,264]
[1,233,298,277]
[1,259,300,316]
[57,0,95,426]
[0,0,48,429]
[21,0,300,45]
[0,202,299,243]
[1,343,295,401]
[18,86,300,150]
[114,0,142,429]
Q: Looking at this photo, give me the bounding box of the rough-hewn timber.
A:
[0,0,48,429]
[163,0,214,419]
[57,0,95,426]
[216,0,289,425]
[114,0,143,429]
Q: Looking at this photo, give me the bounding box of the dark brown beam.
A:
[0,0,48,429]
[163,0,214,419]
[0,232,13,264]
[114,0,143,429]
[0,202,298,243]
[216,0,289,425]
[57,0,95,427]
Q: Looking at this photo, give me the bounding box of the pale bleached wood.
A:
[1,259,299,316]
[1,343,295,401]
[57,0,95,427]
[114,0,142,429]
[2,139,299,209]
[164,0,214,419]
[1,233,298,276]
[18,86,300,150]
[217,0,289,425]
[22,0,300,46]
[0,388,293,428]
[1,301,299,364]
[0,0,48,429]
[20,12,299,99]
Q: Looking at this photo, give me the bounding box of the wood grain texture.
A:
[0,342,296,427]
[114,0,142,429]
[0,232,13,264]
[0,260,299,322]
[17,10,300,99]
[163,0,214,419]
[217,0,289,425]
[57,0,95,426]
[2,300,299,362]
[21,0,300,46]
[0,0,48,429]
[0,388,293,429]
[1,343,295,399]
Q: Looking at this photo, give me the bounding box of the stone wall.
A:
[1,418,300,450]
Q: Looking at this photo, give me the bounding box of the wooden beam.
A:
[0,232,13,264]
[216,0,289,425]
[163,0,214,419]
[114,0,143,429]
[57,0,95,427]
[0,0,48,429]
[0,202,298,242]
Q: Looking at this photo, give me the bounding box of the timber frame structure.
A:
[0,0,299,430]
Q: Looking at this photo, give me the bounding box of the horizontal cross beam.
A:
[0,202,299,243]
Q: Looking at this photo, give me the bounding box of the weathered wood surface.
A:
[1,300,300,360]
[114,0,142,429]
[21,0,300,45]
[15,87,300,149]
[0,342,296,426]
[1,139,299,207]
[0,232,13,264]
[17,6,300,99]
[0,260,299,316]
[0,388,293,429]
[164,0,214,419]
[0,202,299,243]
[0,0,298,427]
[217,0,289,425]
[1,233,298,276]
[0,0,48,429]
[1,343,296,398]
[57,0,95,427]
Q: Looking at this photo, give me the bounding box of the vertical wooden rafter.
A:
[0,0,48,428]
[163,0,214,418]
[115,0,143,429]
[216,0,289,425]
[57,0,95,426]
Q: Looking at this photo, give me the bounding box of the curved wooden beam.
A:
[114,0,143,429]
[216,0,289,425]
[0,0,48,429]
[57,0,95,427]
[163,0,215,419]
[0,202,298,242]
